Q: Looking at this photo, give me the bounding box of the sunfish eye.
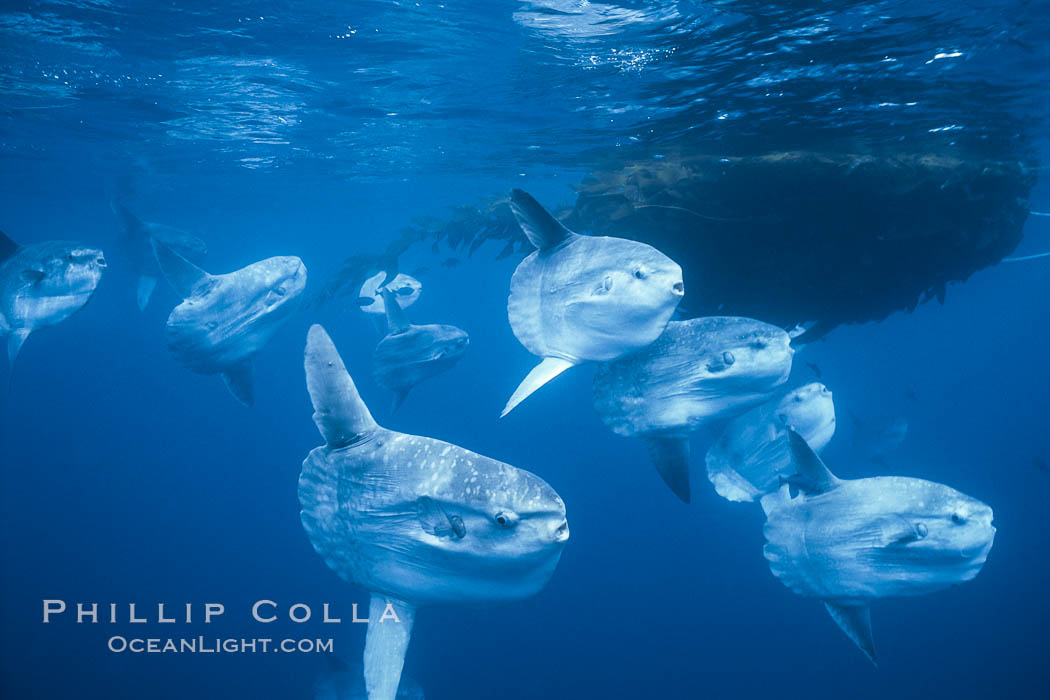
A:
[722,351,735,365]
[750,340,768,350]
[634,268,647,280]
[494,511,518,529]
[951,513,966,525]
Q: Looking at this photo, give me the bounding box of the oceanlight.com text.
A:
[106,636,334,654]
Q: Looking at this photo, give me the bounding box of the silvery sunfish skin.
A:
[314,659,425,700]
[761,430,995,664]
[502,189,684,417]
[111,202,207,310]
[372,289,469,410]
[0,230,106,368]
[592,317,794,502]
[153,239,306,406]
[706,382,836,503]
[358,271,421,315]
[300,325,568,700]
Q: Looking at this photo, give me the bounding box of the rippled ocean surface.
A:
[1,2,1048,699]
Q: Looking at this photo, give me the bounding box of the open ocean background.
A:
[1,1,1048,699]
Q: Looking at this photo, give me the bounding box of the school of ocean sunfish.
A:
[0,189,996,699]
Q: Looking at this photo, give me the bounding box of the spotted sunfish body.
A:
[502,189,683,416]
[706,382,835,502]
[761,430,995,664]
[0,231,106,368]
[592,317,793,502]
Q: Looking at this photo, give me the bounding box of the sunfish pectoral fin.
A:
[823,602,877,666]
[380,288,410,334]
[364,594,416,700]
[7,329,30,368]
[416,496,466,539]
[305,325,379,447]
[136,275,158,311]
[785,428,840,493]
[500,356,575,418]
[152,237,212,298]
[221,360,254,407]
[508,189,577,250]
[646,436,692,503]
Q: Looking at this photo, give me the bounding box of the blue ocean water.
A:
[1,1,1048,699]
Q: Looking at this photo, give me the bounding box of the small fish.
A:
[358,271,422,315]
[805,361,822,379]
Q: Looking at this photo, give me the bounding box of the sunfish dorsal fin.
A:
[785,428,840,494]
[824,602,877,666]
[380,288,410,334]
[221,359,254,407]
[363,594,416,700]
[305,325,379,447]
[152,238,212,298]
[501,356,575,417]
[646,436,692,503]
[0,230,19,263]
[509,189,577,251]
[110,201,145,239]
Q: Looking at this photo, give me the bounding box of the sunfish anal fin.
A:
[785,428,841,494]
[152,238,212,298]
[824,602,877,666]
[509,189,577,251]
[380,288,410,334]
[7,329,30,368]
[646,436,692,503]
[136,275,158,311]
[221,360,254,407]
[501,356,575,417]
[363,594,416,700]
[305,325,379,447]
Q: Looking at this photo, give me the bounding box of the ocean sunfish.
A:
[358,271,422,315]
[314,658,425,700]
[761,430,995,664]
[706,382,836,503]
[502,189,684,416]
[111,202,207,310]
[153,239,306,406]
[372,288,469,411]
[0,230,106,368]
[300,325,568,700]
[592,317,794,502]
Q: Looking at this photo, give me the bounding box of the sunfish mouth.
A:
[553,520,570,542]
[672,281,685,296]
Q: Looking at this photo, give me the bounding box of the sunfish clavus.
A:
[502,189,684,416]
[592,317,794,502]
[706,382,835,502]
[761,430,995,664]
[300,325,568,700]
[153,239,306,405]
[0,230,106,370]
